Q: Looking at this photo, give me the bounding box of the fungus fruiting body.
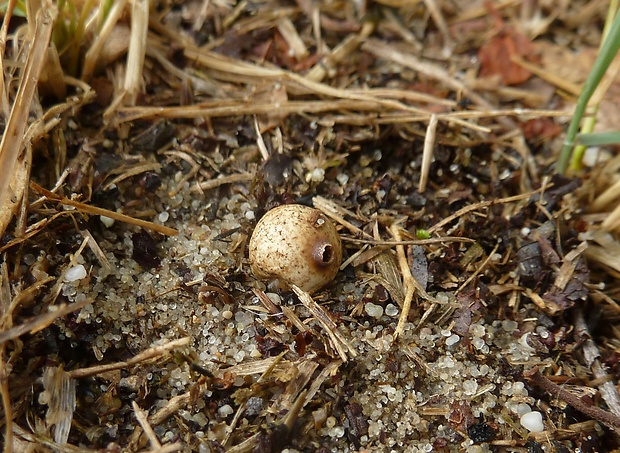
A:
[248,204,342,294]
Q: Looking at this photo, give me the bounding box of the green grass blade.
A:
[556,10,620,173]
[576,131,620,147]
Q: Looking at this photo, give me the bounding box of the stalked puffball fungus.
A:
[248,204,342,294]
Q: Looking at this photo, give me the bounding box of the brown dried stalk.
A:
[31,182,178,236]
[525,367,620,434]
[0,6,56,237]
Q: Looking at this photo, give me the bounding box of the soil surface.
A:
[2,1,620,452]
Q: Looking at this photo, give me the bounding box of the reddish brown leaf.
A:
[521,118,563,141]
[478,27,537,85]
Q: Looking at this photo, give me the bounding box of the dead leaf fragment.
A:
[478,27,536,85]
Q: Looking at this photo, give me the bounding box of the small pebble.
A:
[221,310,233,320]
[100,215,115,228]
[218,404,234,417]
[364,302,384,319]
[385,304,399,317]
[306,167,325,183]
[65,264,87,282]
[520,411,544,432]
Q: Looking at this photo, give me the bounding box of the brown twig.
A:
[574,308,620,418]
[389,224,416,340]
[30,182,178,236]
[524,367,620,434]
[67,337,190,379]
[0,298,92,345]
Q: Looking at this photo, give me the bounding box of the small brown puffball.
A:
[248,204,342,294]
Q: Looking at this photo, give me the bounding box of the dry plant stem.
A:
[306,20,375,82]
[253,116,270,160]
[193,173,253,192]
[0,263,12,453]
[291,285,356,361]
[0,298,92,345]
[10,424,85,452]
[128,380,210,449]
[427,188,545,234]
[0,345,12,453]
[510,54,581,96]
[419,114,437,193]
[451,0,517,22]
[422,0,453,50]
[144,445,183,453]
[177,43,449,117]
[82,0,128,81]
[120,99,412,121]
[277,17,308,60]
[68,337,190,379]
[602,203,620,231]
[30,182,178,236]
[0,0,17,117]
[574,308,620,417]
[0,276,55,326]
[390,224,415,340]
[525,367,620,434]
[103,162,162,191]
[312,195,373,239]
[585,231,620,274]
[124,0,149,106]
[361,39,517,131]
[591,178,620,211]
[457,243,500,293]
[132,401,162,448]
[342,236,474,246]
[0,7,55,236]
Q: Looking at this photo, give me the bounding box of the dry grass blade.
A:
[423,0,453,50]
[30,182,178,236]
[193,173,254,192]
[81,0,128,81]
[457,243,500,293]
[312,195,372,238]
[291,285,356,362]
[124,0,149,106]
[0,5,56,238]
[306,20,375,82]
[41,367,76,445]
[0,0,15,114]
[585,244,620,274]
[132,401,162,449]
[128,379,211,450]
[389,224,416,340]
[67,337,190,379]
[38,44,67,100]
[427,188,545,234]
[511,54,581,96]
[0,298,92,345]
[0,260,13,452]
[574,309,620,418]
[591,177,620,212]
[419,114,437,193]
[361,39,517,131]
[602,203,620,232]
[0,143,31,240]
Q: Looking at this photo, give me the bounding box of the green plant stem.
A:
[557,5,620,173]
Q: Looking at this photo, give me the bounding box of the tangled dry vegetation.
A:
[2,0,620,452]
